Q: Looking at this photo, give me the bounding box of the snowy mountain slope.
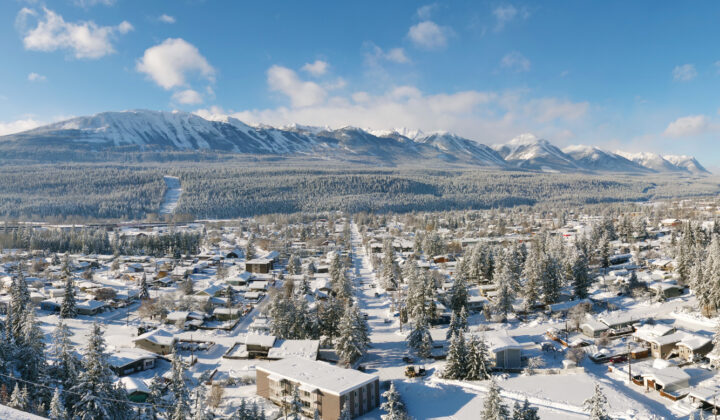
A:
[562,145,651,173]
[615,151,687,173]
[492,134,581,172]
[663,154,710,174]
[0,109,710,174]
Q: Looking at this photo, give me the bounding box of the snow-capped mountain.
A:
[0,109,710,174]
[662,155,710,175]
[562,145,651,173]
[615,152,686,173]
[492,134,580,172]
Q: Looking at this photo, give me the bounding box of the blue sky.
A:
[1,1,720,165]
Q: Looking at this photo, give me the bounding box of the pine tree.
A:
[466,335,491,380]
[245,235,256,260]
[522,244,541,311]
[170,346,191,420]
[443,332,468,379]
[339,401,352,420]
[10,271,30,341]
[407,315,433,358]
[381,381,407,420]
[493,261,516,321]
[60,276,77,319]
[571,249,590,300]
[446,310,461,340]
[583,383,610,420]
[70,323,130,420]
[18,308,48,406]
[50,319,80,393]
[516,398,540,420]
[288,387,302,420]
[8,383,28,411]
[335,304,367,365]
[49,387,68,420]
[482,378,509,420]
[449,273,468,313]
[139,272,150,300]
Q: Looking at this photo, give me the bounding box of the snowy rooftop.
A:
[257,357,378,395]
[267,339,320,360]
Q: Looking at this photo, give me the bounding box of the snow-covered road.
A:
[159,175,182,214]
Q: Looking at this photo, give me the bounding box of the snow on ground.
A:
[159,175,182,214]
[0,403,47,419]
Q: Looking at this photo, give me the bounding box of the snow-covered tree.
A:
[335,303,368,365]
[443,332,468,379]
[9,271,30,341]
[139,273,150,300]
[169,347,191,420]
[287,254,301,275]
[70,323,130,420]
[512,398,540,420]
[287,387,302,420]
[8,383,28,411]
[50,319,80,393]
[381,381,407,420]
[482,378,509,420]
[245,235,256,260]
[466,334,491,380]
[570,249,590,300]
[48,387,68,420]
[493,260,516,321]
[583,383,610,420]
[339,401,352,420]
[60,277,77,319]
[407,315,433,358]
[449,273,468,313]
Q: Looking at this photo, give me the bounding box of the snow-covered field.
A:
[159,175,182,214]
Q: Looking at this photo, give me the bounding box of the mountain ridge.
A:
[0,109,710,175]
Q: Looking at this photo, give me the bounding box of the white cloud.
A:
[17,7,132,59]
[136,38,215,90]
[385,48,410,63]
[73,0,115,7]
[416,3,438,20]
[267,65,326,107]
[0,118,43,136]
[158,14,176,24]
[663,115,709,137]
[672,64,697,81]
[27,72,46,82]
[500,51,530,72]
[172,89,204,105]
[301,60,328,77]
[196,67,589,145]
[365,44,410,65]
[408,21,449,50]
[493,5,528,31]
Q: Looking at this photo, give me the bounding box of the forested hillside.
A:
[0,163,717,221]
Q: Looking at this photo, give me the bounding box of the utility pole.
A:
[627,339,632,384]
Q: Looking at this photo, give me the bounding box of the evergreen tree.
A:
[70,323,130,420]
[10,271,30,341]
[60,276,77,319]
[583,383,610,420]
[288,387,302,420]
[18,308,48,405]
[449,274,468,313]
[50,319,80,393]
[446,310,462,340]
[245,235,256,260]
[571,249,590,300]
[335,304,368,365]
[466,335,491,380]
[407,315,433,358]
[339,401,352,420]
[8,383,28,411]
[139,273,150,300]
[482,378,509,420]
[443,332,468,379]
[514,398,540,420]
[169,346,191,420]
[381,381,407,420]
[493,261,516,321]
[49,388,68,420]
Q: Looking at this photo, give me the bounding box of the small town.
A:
[0,197,717,419]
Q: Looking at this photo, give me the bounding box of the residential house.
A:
[133,329,177,355]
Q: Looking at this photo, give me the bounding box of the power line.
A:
[0,371,174,410]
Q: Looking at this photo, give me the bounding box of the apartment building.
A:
[256,357,380,419]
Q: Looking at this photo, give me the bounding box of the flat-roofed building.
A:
[256,357,379,419]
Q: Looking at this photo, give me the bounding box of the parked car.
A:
[610,355,628,364]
